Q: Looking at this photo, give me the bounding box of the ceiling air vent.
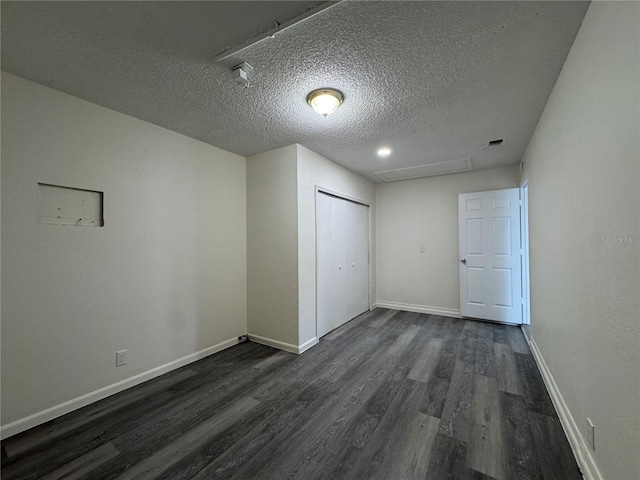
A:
[375,158,472,182]
[487,138,504,147]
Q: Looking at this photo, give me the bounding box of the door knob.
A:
[338,265,342,270]
[461,258,467,264]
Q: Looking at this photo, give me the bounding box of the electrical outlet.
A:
[586,418,595,451]
[116,349,128,367]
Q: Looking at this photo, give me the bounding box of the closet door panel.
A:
[330,197,348,331]
[316,192,334,338]
[346,200,370,321]
[316,191,369,338]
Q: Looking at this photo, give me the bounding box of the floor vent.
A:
[375,158,472,182]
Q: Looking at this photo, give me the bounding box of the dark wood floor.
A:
[1,309,582,480]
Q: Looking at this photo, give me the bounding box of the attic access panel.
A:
[375,158,472,182]
[37,183,104,227]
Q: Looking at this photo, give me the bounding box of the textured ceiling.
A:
[1,1,589,182]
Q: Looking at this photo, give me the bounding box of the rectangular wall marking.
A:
[38,183,104,227]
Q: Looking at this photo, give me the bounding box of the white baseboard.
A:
[248,333,318,354]
[298,337,319,354]
[0,336,240,440]
[373,301,461,319]
[524,332,603,480]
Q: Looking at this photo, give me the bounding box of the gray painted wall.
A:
[375,166,521,316]
[522,3,639,478]
[1,73,248,433]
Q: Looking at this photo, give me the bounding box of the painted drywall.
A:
[246,144,374,351]
[1,73,247,431]
[521,3,639,479]
[375,166,520,315]
[296,145,375,346]
[246,145,300,348]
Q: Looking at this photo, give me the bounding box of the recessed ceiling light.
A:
[307,89,343,117]
[377,147,392,157]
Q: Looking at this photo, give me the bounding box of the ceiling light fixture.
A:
[377,147,392,157]
[307,89,343,117]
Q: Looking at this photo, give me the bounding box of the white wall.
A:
[246,144,375,351]
[246,145,299,348]
[375,166,520,316]
[521,3,639,479]
[1,73,247,434]
[296,145,375,346]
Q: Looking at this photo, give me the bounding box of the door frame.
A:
[314,186,372,339]
[519,178,531,326]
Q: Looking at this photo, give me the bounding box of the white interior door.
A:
[458,188,522,324]
[316,191,369,337]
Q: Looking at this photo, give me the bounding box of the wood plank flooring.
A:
[1,309,582,480]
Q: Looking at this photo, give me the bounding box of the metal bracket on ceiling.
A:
[213,1,343,63]
[232,61,254,87]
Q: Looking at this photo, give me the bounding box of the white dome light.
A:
[307,89,343,117]
[377,147,392,157]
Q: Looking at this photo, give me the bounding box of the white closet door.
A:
[329,196,348,331]
[316,191,369,338]
[317,193,347,337]
[345,200,370,322]
[316,193,334,338]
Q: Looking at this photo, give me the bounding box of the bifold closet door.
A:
[345,199,369,321]
[317,192,369,338]
[316,192,347,338]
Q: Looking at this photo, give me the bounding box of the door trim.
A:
[519,178,531,326]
